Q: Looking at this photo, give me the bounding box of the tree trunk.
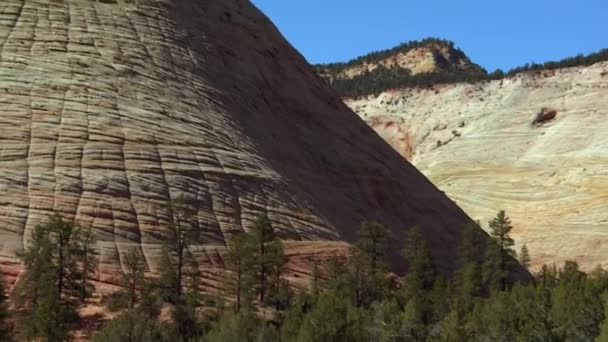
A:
[177,231,184,301]
[260,239,265,303]
[57,235,65,298]
[130,281,136,309]
[236,263,241,313]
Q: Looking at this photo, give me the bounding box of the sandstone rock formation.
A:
[0,0,506,286]
[347,62,608,271]
[316,39,484,83]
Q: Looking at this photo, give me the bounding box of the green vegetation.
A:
[0,271,12,341]
[2,209,608,341]
[326,65,488,98]
[315,38,608,97]
[12,215,97,341]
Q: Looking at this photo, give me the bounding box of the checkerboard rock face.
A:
[346,61,608,271]
[0,0,503,283]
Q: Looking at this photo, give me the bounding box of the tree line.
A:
[1,208,608,341]
[315,40,608,98]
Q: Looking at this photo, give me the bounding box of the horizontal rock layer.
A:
[347,62,608,271]
[0,0,493,281]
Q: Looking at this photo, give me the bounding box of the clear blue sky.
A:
[251,0,608,72]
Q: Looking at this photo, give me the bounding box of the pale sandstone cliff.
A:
[0,0,508,287]
[347,62,608,271]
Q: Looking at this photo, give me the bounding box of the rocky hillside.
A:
[315,38,488,97]
[0,0,519,288]
[316,38,484,80]
[346,61,608,271]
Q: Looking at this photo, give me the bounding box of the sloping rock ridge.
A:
[0,0,505,284]
[347,62,608,271]
[316,39,485,82]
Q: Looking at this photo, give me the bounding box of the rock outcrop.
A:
[347,62,608,271]
[0,0,506,285]
[316,39,484,82]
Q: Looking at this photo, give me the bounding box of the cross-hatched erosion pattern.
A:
[347,62,608,271]
[0,0,513,284]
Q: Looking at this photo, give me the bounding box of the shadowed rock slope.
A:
[0,0,525,284]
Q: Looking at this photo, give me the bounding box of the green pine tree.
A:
[95,273,164,342]
[355,221,390,274]
[106,248,148,311]
[158,197,199,304]
[295,292,370,342]
[206,311,278,342]
[14,215,96,341]
[280,292,315,341]
[324,253,351,297]
[92,308,162,342]
[266,239,290,310]
[401,227,438,339]
[596,293,608,342]
[456,222,484,310]
[436,309,467,342]
[310,262,321,299]
[509,284,554,341]
[223,234,255,313]
[249,214,278,304]
[340,221,392,308]
[75,227,97,302]
[479,291,517,341]
[485,210,516,291]
[550,261,604,341]
[155,198,205,340]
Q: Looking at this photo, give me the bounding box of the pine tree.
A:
[95,269,164,342]
[456,222,484,310]
[108,248,148,311]
[486,210,516,291]
[347,248,371,307]
[155,198,206,340]
[14,215,97,341]
[519,244,531,270]
[310,262,321,299]
[295,292,370,342]
[324,254,350,296]
[92,309,162,342]
[249,214,276,304]
[338,221,392,308]
[355,221,390,274]
[551,261,604,341]
[403,227,437,295]
[28,281,72,342]
[159,197,199,304]
[401,227,438,339]
[206,311,278,342]
[75,227,97,302]
[436,309,467,341]
[480,291,517,341]
[597,293,608,342]
[510,284,554,341]
[266,239,290,310]
[223,234,255,313]
[280,292,315,341]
